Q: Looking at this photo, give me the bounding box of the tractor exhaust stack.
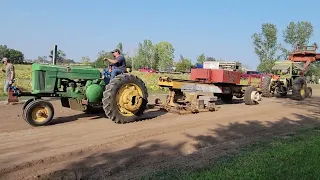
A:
[52,45,57,65]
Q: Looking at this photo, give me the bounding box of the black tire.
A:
[261,75,272,97]
[22,98,36,121]
[292,77,307,100]
[306,87,312,98]
[102,74,148,124]
[23,99,54,126]
[244,86,259,105]
[220,94,233,103]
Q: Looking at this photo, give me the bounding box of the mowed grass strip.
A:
[142,126,320,180]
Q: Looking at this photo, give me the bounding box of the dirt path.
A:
[0,89,319,180]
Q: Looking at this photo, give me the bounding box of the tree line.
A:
[252,21,320,76]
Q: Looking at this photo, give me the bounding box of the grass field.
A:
[142,126,320,180]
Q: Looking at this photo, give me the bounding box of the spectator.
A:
[1,57,15,95]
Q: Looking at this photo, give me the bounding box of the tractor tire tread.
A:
[261,75,272,97]
[292,77,306,101]
[102,74,148,124]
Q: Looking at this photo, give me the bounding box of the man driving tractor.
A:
[103,49,127,80]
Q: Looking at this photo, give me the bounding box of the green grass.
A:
[142,126,320,180]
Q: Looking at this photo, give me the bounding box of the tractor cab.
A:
[271,62,292,79]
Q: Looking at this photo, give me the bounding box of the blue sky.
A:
[1,0,320,70]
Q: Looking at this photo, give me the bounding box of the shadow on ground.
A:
[18,97,318,180]
[50,106,167,125]
[2,92,320,180]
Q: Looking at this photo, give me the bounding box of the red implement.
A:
[191,69,241,84]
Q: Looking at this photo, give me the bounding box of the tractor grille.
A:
[34,71,46,91]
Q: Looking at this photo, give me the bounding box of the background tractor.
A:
[10,45,149,126]
[262,43,320,100]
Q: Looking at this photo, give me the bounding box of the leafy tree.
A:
[80,56,91,64]
[196,53,206,64]
[95,50,113,68]
[279,21,314,60]
[117,42,124,54]
[175,55,191,72]
[49,49,66,64]
[283,21,313,49]
[135,39,158,69]
[155,41,174,70]
[0,45,24,64]
[252,23,281,72]
[206,56,216,61]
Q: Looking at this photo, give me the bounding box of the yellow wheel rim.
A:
[31,106,49,122]
[301,84,306,97]
[115,83,144,116]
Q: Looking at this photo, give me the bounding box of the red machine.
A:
[288,43,320,75]
[190,68,242,84]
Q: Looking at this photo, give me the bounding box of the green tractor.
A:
[261,43,320,100]
[10,48,148,127]
[261,61,312,100]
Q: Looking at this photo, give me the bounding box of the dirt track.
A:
[0,89,320,180]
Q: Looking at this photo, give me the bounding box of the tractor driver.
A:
[103,49,126,79]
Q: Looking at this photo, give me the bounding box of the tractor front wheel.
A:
[244,86,261,105]
[22,98,37,120]
[23,99,55,126]
[102,74,148,124]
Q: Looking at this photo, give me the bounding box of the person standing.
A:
[1,57,15,95]
[103,49,126,79]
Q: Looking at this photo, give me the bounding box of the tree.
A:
[196,53,206,64]
[281,21,314,58]
[0,45,24,64]
[117,42,123,53]
[49,49,66,64]
[175,55,191,72]
[155,41,174,70]
[95,50,113,68]
[135,40,158,69]
[81,56,91,64]
[206,56,216,61]
[283,21,313,49]
[252,23,281,72]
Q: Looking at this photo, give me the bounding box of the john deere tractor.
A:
[261,43,320,100]
[261,61,312,100]
[10,46,148,126]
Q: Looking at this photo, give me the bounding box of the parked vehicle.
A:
[138,67,157,73]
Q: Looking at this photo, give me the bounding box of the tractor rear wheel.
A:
[244,86,260,105]
[102,74,148,124]
[261,75,272,97]
[292,77,307,100]
[23,99,55,126]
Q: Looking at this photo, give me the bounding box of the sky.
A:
[1,0,320,70]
